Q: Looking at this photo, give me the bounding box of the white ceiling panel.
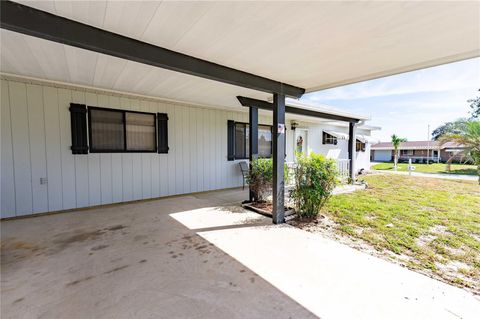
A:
[2,1,480,110]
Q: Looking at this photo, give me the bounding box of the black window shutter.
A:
[227,120,235,161]
[157,113,169,153]
[69,103,88,154]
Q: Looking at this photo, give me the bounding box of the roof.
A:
[371,141,465,150]
[285,99,370,121]
[1,1,479,110]
[324,130,378,144]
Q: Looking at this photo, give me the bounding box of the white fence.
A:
[286,159,350,184]
[336,159,350,181]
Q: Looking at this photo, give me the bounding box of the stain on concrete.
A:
[13,297,24,304]
[91,244,109,251]
[53,230,105,247]
[1,240,44,265]
[103,265,129,274]
[105,225,126,231]
[134,235,148,242]
[139,259,147,263]
[240,269,246,273]
[66,276,94,287]
[110,257,123,263]
[250,277,255,284]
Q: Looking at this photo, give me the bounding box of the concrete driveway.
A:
[2,188,479,319]
[1,189,315,319]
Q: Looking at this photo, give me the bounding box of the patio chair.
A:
[239,161,249,190]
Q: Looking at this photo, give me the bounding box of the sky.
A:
[301,57,480,142]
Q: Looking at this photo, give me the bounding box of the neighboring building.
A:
[371,141,468,163]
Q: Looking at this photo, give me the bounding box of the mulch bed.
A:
[242,201,295,218]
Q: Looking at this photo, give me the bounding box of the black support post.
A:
[272,93,286,224]
[348,122,357,183]
[249,107,259,202]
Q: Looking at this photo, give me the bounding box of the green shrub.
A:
[291,152,338,218]
[247,158,289,202]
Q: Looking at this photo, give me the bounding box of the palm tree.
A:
[391,134,407,169]
[440,121,480,184]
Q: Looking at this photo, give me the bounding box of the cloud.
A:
[303,57,480,101]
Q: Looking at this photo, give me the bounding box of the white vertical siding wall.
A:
[284,120,373,171]
[1,78,253,218]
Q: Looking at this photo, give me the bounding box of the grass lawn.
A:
[293,174,480,293]
[372,162,477,175]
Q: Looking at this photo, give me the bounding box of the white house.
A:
[1,75,378,219]
[0,1,477,223]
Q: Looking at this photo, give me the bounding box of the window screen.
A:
[235,123,247,159]
[90,109,125,151]
[126,112,156,151]
[89,107,157,152]
[258,125,272,157]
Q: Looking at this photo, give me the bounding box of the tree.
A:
[440,121,480,184]
[391,134,407,169]
[468,89,480,119]
[431,118,467,140]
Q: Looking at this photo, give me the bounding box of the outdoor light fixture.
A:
[291,121,299,130]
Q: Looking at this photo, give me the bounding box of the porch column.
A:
[348,122,357,183]
[249,106,259,202]
[272,93,286,224]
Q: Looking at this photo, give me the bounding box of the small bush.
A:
[291,152,338,218]
[247,158,289,202]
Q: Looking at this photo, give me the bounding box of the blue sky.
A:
[301,57,480,142]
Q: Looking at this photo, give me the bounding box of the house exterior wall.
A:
[285,122,373,171]
[1,78,274,218]
[1,78,375,218]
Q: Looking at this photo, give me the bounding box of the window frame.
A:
[356,139,366,152]
[232,121,273,160]
[323,131,337,145]
[88,106,158,153]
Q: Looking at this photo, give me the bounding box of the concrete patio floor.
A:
[2,188,479,319]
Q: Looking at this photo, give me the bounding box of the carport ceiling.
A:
[1,1,479,109]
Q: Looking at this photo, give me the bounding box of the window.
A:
[356,139,366,152]
[235,123,249,159]
[400,149,413,156]
[258,125,272,157]
[229,121,273,160]
[323,131,337,145]
[89,107,156,152]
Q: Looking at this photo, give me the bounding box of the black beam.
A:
[0,1,305,98]
[272,93,286,224]
[348,122,357,183]
[237,96,360,123]
[249,107,259,202]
